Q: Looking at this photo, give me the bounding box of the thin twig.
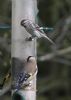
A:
[52,58,71,65]
[39,46,71,61]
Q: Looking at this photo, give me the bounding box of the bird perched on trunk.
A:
[12,56,37,91]
[21,19,55,44]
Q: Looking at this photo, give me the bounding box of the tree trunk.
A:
[12,0,38,100]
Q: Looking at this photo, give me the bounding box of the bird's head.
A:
[21,19,29,28]
[27,56,36,63]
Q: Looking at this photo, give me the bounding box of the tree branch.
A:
[0,37,10,52]
[39,46,71,61]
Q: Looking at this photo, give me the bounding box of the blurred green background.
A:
[0,0,71,100]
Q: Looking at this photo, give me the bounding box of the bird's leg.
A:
[25,36,36,41]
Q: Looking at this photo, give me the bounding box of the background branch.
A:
[39,46,71,61]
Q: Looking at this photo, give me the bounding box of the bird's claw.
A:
[25,37,34,41]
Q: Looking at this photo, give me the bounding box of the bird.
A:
[12,56,37,91]
[21,19,55,44]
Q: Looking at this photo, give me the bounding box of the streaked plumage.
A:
[12,56,37,91]
[21,19,54,44]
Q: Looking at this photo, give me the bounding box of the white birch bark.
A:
[12,0,38,100]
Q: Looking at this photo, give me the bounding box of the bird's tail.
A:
[41,33,55,45]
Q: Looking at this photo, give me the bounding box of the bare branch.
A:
[38,79,68,94]
[0,80,11,96]
[39,46,71,61]
[0,37,10,52]
[52,58,71,65]
[50,16,71,50]
[55,16,71,45]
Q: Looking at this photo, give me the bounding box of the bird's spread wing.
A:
[34,23,45,34]
[34,24,55,44]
